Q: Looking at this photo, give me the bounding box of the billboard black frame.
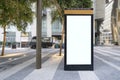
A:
[64,11,93,70]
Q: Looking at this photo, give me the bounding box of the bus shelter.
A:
[64,8,93,70]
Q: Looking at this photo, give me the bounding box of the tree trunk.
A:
[1,26,6,56]
[59,20,64,56]
[50,0,63,56]
[36,0,42,69]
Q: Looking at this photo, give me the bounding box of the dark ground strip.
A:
[0,49,53,62]
[0,54,35,72]
[52,58,81,80]
[0,51,36,63]
[0,49,58,72]
[95,52,120,67]
[4,50,59,80]
[94,54,120,80]
[96,49,120,57]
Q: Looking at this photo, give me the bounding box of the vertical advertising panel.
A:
[64,9,93,70]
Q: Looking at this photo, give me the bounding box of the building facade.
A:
[111,0,120,45]
[0,8,62,48]
[99,0,114,45]
[94,0,105,45]
[103,0,114,31]
[100,30,112,45]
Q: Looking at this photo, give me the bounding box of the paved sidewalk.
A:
[23,53,99,80]
[24,54,63,80]
[1,47,120,80]
[0,51,100,80]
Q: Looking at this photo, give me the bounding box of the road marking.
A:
[0,50,35,58]
[0,49,54,65]
[95,55,120,71]
[0,53,24,58]
[0,56,27,65]
[94,50,120,61]
[95,47,120,53]
[0,48,34,55]
[95,48,120,56]
[79,71,99,80]
[0,50,35,65]
[0,53,49,80]
[23,53,63,80]
[0,49,58,65]
[0,58,35,80]
[44,49,59,53]
[103,49,120,53]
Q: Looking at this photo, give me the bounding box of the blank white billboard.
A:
[66,15,91,65]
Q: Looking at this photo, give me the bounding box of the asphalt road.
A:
[0,48,60,72]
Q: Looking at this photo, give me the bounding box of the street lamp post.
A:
[36,0,42,69]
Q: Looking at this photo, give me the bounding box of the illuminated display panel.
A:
[66,15,91,65]
[64,9,93,70]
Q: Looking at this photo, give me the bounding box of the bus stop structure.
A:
[64,8,93,70]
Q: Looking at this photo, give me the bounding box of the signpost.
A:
[64,9,93,70]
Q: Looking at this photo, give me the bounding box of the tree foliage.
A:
[50,0,92,22]
[44,0,93,56]
[0,0,35,32]
[0,0,35,56]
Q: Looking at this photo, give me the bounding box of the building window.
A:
[106,0,109,4]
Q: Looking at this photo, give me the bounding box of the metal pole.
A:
[36,0,42,69]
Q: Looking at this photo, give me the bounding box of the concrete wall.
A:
[94,0,105,45]
[94,0,105,19]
